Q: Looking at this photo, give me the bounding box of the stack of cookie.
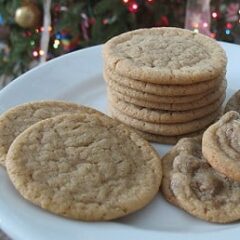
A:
[103,27,227,144]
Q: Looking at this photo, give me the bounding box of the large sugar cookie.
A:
[6,112,162,221]
[203,111,240,181]
[103,27,227,84]
[0,101,96,166]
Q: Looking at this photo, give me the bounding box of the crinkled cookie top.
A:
[6,112,162,221]
[103,27,227,84]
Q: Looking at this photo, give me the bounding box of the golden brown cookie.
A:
[107,80,226,111]
[109,88,225,111]
[164,137,240,223]
[110,105,222,136]
[0,101,97,166]
[6,112,162,221]
[202,111,240,181]
[104,67,225,97]
[103,27,227,84]
[108,91,225,123]
[132,128,203,145]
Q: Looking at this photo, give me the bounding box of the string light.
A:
[132,3,138,10]
[30,40,35,46]
[203,22,208,28]
[210,32,216,38]
[225,29,231,35]
[212,12,218,18]
[226,22,233,29]
[192,23,199,28]
[53,39,60,49]
[40,26,53,32]
[55,32,62,40]
[128,2,139,13]
[32,51,38,57]
[39,50,45,56]
[122,0,129,3]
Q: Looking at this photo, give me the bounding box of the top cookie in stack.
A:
[103,27,227,144]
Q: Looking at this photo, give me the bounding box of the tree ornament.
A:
[15,4,41,28]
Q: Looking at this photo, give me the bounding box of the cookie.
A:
[108,80,226,111]
[160,138,200,206]
[6,112,162,221]
[110,105,221,136]
[109,92,225,123]
[133,128,203,145]
[0,101,97,166]
[103,27,227,84]
[224,90,240,113]
[104,67,225,97]
[106,76,225,103]
[167,137,240,223]
[202,111,240,181]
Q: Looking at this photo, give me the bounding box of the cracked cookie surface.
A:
[163,137,240,223]
[203,111,240,181]
[6,112,162,221]
[0,101,96,166]
[103,27,227,84]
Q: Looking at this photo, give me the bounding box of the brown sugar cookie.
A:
[224,90,240,113]
[110,105,221,136]
[0,101,97,166]
[103,27,227,84]
[108,80,226,111]
[104,67,225,97]
[202,111,240,181]
[109,92,225,123]
[132,128,203,145]
[6,112,162,221]
[106,76,225,104]
[164,137,240,223]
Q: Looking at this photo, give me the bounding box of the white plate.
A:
[0,42,240,240]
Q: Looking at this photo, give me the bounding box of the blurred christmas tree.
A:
[0,0,239,85]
